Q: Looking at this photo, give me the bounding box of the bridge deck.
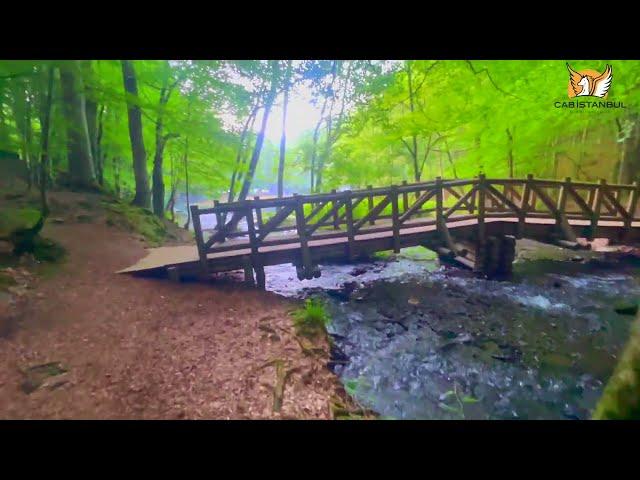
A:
[119,215,640,275]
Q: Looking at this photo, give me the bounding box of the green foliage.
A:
[104,199,167,246]
[438,383,480,419]
[593,313,640,419]
[291,297,330,337]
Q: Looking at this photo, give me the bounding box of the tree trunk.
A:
[407,61,420,182]
[121,60,150,208]
[506,127,514,178]
[183,137,191,230]
[113,156,121,198]
[228,102,259,204]
[216,61,279,238]
[82,61,98,169]
[236,61,279,203]
[95,104,105,185]
[277,60,292,199]
[39,66,55,216]
[310,61,337,193]
[59,61,96,189]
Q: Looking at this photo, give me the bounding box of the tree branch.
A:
[465,61,521,100]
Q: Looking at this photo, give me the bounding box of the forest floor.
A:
[0,188,342,419]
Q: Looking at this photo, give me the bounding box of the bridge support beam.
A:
[474,235,516,279]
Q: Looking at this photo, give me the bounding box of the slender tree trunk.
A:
[121,60,150,208]
[506,127,514,178]
[152,63,180,218]
[407,61,420,182]
[277,60,292,199]
[82,61,98,171]
[95,104,105,185]
[228,103,259,204]
[236,61,279,203]
[310,61,337,193]
[443,138,458,178]
[183,137,191,230]
[216,62,279,237]
[59,61,96,189]
[39,66,55,216]
[113,156,121,198]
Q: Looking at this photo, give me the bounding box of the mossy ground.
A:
[103,200,168,246]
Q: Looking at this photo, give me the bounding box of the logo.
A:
[566,63,612,98]
[554,63,625,110]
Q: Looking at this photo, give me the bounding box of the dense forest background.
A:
[2,60,640,225]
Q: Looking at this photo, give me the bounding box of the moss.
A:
[0,208,42,238]
[592,314,640,419]
[104,200,167,246]
[291,298,330,338]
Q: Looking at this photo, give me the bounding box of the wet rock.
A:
[349,267,368,277]
[614,301,638,316]
[571,256,584,262]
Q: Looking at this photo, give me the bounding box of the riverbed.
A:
[226,239,640,419]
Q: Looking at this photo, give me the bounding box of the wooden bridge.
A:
[120,175,640,288]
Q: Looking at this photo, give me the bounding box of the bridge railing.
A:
[189,175,640,275]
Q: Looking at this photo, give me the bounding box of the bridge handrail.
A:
[188,175,640,276]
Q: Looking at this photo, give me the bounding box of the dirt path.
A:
[0,192,338,419]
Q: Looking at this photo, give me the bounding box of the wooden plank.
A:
[331,189,340,229]
[477,174,486,245]
[485,184,522,215]
[401,180,409,212]
[530,181,577,242]
[626,181,639,231]
[590,180,605,240]
[353,195,391,232]
[294,195,313,278]
[398,189,436,224]
[257,204,295,241]
[344,191,356,260]
[367,185,375,225]
[190,204,209,275]
[444,185,477,218]
[253,196,264,232]
[391,185,401,253]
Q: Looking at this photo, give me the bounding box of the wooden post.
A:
[190,204,208,276]
[294,195,313,278]
[213,200,222,230]
[253,196,263,233]
[590,179,605,240]
[242,256,255,286]
[477,174,486,247]
[517,174,532,239]
[401,180,409,213]
[469,176,477,214]
[557,177,570,214]
[344,190,356,261]
[245,203,265,289]
[626,181,639,232]
[390,186,401,253]
[332,189,340,230]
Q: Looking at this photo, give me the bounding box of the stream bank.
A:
[251,239,640,419]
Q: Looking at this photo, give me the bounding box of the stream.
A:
[252,239,640,420]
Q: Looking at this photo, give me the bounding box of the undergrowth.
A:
[291,298,330,338]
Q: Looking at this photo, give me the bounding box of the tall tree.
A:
[151,61,181,217]
[277,60,293,199]
[121,60,150,208]
[59,60,96,188]
[38,65,55,216]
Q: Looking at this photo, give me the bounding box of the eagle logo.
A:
[567,63,612,98]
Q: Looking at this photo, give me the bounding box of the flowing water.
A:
[255,239,640,420]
